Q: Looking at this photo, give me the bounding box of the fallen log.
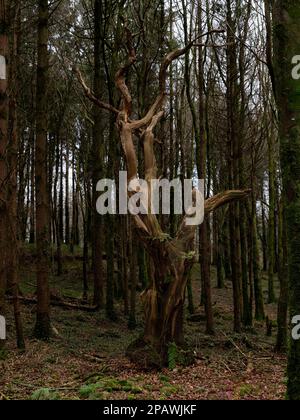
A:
[7,295,98,312]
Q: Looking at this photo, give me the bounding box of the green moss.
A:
[30,388,60,400]
[159,374,170,383]
[79,377,143,399]
[237,384,259,398]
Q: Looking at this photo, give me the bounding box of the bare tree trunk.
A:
[249,174,265,321]
[29,139,35,243]
[226,0,242,332]
[238,0,252,326]
[261,191,268,272]
[34,0,51,339]
[275,199,288,352]
[197,1,214,335]
[268,131,276,303]
[7,1,25,349]
[54,133,62,276]
[0,0,9,351]
[65,141,70,245]
[92,0,104,308]
[123,216,129,316]
[128,234,137,330]
[273,0,300,397]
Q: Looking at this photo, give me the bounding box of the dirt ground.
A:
[0,256,287,400]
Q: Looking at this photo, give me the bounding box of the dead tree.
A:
[76,28,250,368]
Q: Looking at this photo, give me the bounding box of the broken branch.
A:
[74,67,120,115]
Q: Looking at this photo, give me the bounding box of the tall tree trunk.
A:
[92,0,104,308]
[7,1,25,349]
[226,0,242,332]
[268,131,276,303]
[0,0,9,351]
[238,0,252,326]
[34,0,51,339]
[273,0,300,399]
[198,3,213,335]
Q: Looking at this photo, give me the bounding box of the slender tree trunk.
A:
[261,192,268,272]
[197,3,213,335]
[65,141,70,245]
[55,134,62,276]
[70,144,78,253]
[7,1,25,349]
[59,137,64,244]
[29,139,35,243]
[250,175,265,321]
[123,216,129,316]
[240,203,251,326]
[0,0,9,351]
[105,113,117,321]
[226,0,242,332]
[275,199,288,352]
[239,1,252,326]
[34,0,51,339]
[128,238,137,330]
[82,212,89,302]
[92,0,104,308]
[268,132,276,303]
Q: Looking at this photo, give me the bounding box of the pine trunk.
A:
[34,0,51,339]
[273,0,300,399]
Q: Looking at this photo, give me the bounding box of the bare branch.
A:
[115,28,137,118]
[143,111,164,181]
[174,189,250,253]
[204,190,251,214]
[118,119,138,182]
[74,67,120,115]
[129,29,225,131]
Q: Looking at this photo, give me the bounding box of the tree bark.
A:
[34,0,51,339]
[275,199,288,352]
[7,0,25,349]
[226,0,242,332]
[0,0,9,351]
[273,0,300,399]
[92,0,104,309]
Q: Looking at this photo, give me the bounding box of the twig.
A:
[221,360,233,374]
[12,380,79,392]
[220,331,248,360]
[7,295,98,312]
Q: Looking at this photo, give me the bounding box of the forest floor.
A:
[0,249,287,400]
